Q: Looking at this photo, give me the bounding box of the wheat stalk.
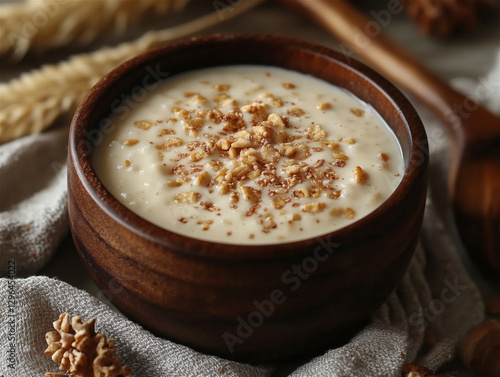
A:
[0,0,191,60]
[0,0,267,144]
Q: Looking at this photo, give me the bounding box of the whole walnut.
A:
[44,313,132,377]
[399,0,480,38]
[459,320,500,377]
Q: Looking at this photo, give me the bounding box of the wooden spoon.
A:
[281,0,500,275]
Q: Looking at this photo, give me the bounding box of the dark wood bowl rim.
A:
[69,33,428,260]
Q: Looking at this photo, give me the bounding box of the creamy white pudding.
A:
[92,65,404,244]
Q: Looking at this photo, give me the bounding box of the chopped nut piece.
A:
[214,84,231,91]
[124,160,131,167]
[156,137,183,151]
[248,168,261,180]
[196,171,211,186]
[157,128,176,137]
[175,192,201,204]
[214,93,230,103]
[216,138,232,151]
[252,124,273,141]
[260,144,280,163]
[305,124,327,141]
[272,130,289,144]
[232,165,250,180]
[353,166,369,184]
[330,208,344,217]
[166,181,182,187]
[201,219,214,230]
[183,118,204,136]
[380,152,389,161]
[323,140,340,150]
[299,188,310,198]
[200,202,220,212]
[262,215,277,232]
[287,107,305,117]
[206,109,223,124]
[345,207,356,219]
[316,102,332,110]
[241,102,269,122]
[190,149,207,162]
[350,108,365,117]
[282,82,296,89]
[240,186,261,203]
[271,197,287,209]
[219,98,238,107]
[230,192,239,203]
[260,93,283,107]
[219,181,230,195]
[345,138,356,144]
[280,144,296,158]
[291,213,302,221]
[232,131,256,148]
[122,139,138,146]
[172,107,190,119]
[301,202,326,213]
[134,120,154,130]
[283,165,301,175]
[189,94,207,105]
[267,113,286,128]
[228,146,240,159]
[333,152,348,160]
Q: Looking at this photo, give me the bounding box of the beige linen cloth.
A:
[0,44,498,377]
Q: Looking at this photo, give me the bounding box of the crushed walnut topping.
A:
[134,120,154,130]
[104,67,403,240]
[175,192,201,204]
[317,102,332,110]
[353,165,369,184]
[122,139,138,146]
[214,84,231,91]
[133,85,372,234]
[350,108,365,117]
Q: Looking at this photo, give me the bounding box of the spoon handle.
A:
[281,0,494,144]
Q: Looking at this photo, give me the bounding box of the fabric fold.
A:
[0,125,69,276]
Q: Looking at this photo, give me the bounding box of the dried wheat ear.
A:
[0,0,191,60]
[0,0,265,145]
[45,313,132,377]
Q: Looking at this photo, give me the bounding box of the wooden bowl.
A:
[68,34,428,363]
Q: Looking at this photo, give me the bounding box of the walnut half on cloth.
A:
[44,313,132,377]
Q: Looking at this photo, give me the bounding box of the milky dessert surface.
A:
[92,65,404,244]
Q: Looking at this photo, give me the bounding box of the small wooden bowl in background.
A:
[68,34,428,363]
